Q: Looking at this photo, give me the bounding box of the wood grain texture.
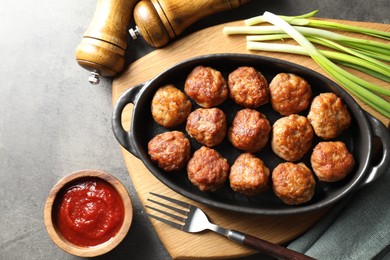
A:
[75,0,138,77]
[133,0,251,47]
[112,19,389,259]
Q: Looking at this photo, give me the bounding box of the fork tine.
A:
[147,198,188,216]
[147,212,184,230]
[146,193,191,231]
[149,192,191,208]
[145,204,186,222]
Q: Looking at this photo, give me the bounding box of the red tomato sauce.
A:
[54,177,124,247]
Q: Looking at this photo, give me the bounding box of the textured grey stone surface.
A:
[0,0,388,259]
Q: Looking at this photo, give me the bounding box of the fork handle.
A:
[229,230,315,260]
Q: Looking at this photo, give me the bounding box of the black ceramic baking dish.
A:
[112,53,389,215]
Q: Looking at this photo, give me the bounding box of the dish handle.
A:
[112,84,145,158]
[360,113,390,187]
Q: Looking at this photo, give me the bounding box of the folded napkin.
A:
[287,167,390,260]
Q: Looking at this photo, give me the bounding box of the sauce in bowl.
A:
[54,177,124,247]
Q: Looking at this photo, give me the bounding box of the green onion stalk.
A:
[246,41,390,83]
[223,25,390,56]
[244,10,390,40]
[245,35,390,82]
[223,11,390,117]
[263,11,390,117]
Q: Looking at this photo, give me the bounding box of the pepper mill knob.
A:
[75,0,138,84]
[88,71,101,85]
[129,26,141,40]
[131,0,251,48]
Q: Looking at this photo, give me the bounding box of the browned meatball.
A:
[151,85,192,128]
[184,66,228,108]
[229,153,270,196]
[187,146,230,192]
[272,162,316,205]
[186,108,226,147]
[269,73,312,115]
[228,66,269,108]
[228,109,271,153]
[307,93,351,139]
[311,141,355,182]
[271,114,313,161]
[148,131,191,172]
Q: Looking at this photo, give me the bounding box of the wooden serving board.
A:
[112,19,389,259]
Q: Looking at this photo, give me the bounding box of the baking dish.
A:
[112,53,389,215]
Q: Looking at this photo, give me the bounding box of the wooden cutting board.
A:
[112,19,389,259]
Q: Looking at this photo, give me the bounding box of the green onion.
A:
[261,11,390,117]
[244,10,318,26]
[246,34,290,41]
[223,25,282,35]
[307,37,390,74]
[224,25,390,56]
[246,41,390,83]
[246,34,390,77]
[245,10,390,40]
[351,48,390,63]
[223,11,390,117]
[289,18,390,40]
[337,62,390,83]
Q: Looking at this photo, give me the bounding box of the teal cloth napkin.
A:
[287,167,390,260]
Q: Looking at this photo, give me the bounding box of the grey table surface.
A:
[0,1,388,259]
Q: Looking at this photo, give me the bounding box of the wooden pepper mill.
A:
[76,0,251,83]
[130,0,251,48]
[75,0,138,84]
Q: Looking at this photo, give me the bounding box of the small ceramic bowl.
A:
[44,169,133,257]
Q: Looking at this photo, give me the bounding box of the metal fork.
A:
[146,192,315,260]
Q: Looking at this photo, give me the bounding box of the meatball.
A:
[186,108,226,147]
[148,131,191,172]
[271,114,313,161]
[151,85,192,128]
[228,66,269,108]
[269,73,312,115]
[228,109,271,153]
[187,146,230,192]
[229,153,270,196]
[307,92,351,139]
[311,141,355,182]
[272,162,316,205]
[184,66,228,108]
